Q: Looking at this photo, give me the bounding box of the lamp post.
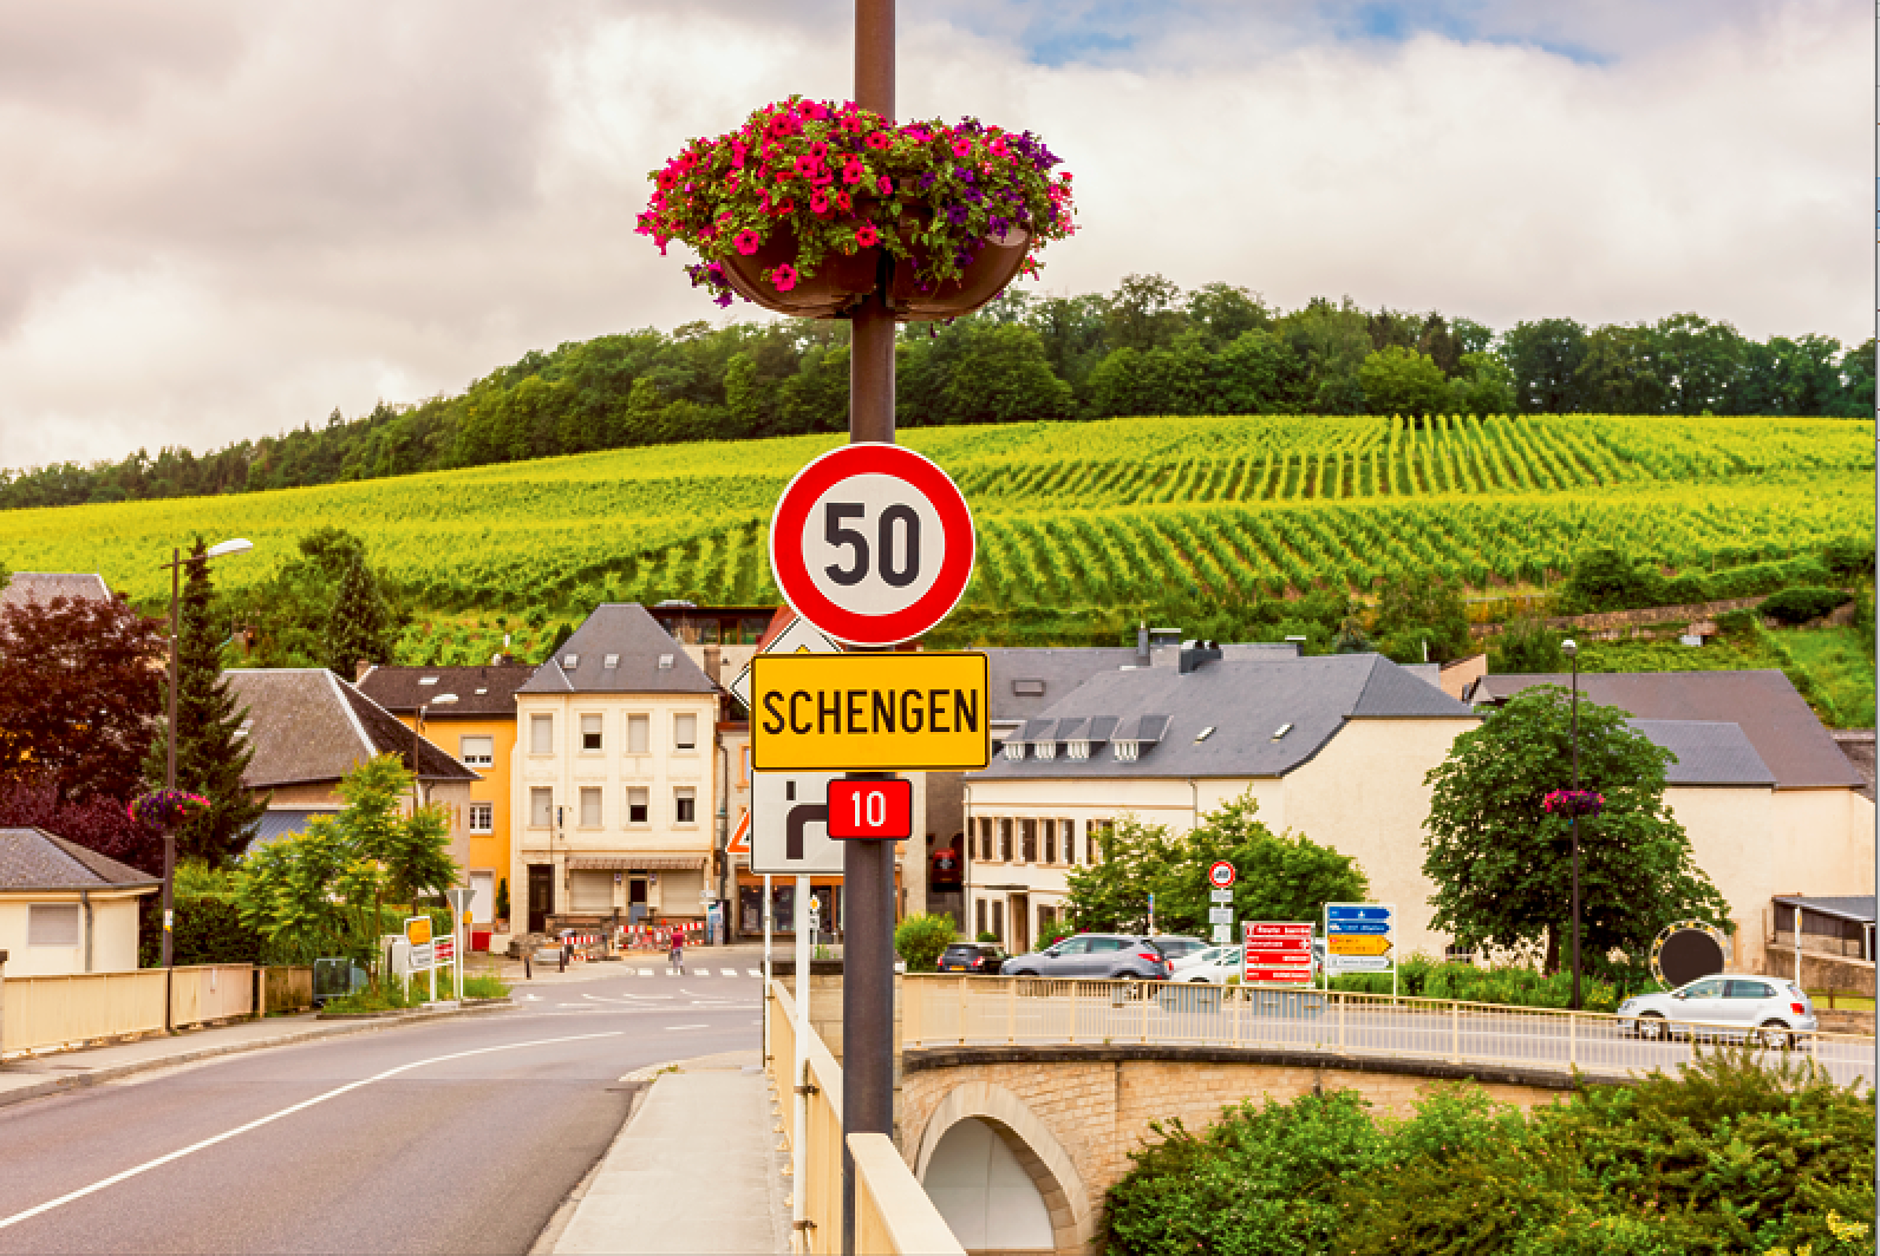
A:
[413,693,458,811]
[159,537,253,968]
[1562,638,1582,1011]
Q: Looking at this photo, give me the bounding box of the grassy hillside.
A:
[1,413,1868,648]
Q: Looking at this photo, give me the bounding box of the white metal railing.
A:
[901,975,1875,1090]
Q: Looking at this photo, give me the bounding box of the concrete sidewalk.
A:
[0,1002,510,1109]
[553,1050,791,1255]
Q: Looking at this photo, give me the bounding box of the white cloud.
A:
[0,0,1864,470]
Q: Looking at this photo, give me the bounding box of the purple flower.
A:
[989,215,1009,234]
[944,203,969,225]
[918,171,938,191]
[956,168,975,184]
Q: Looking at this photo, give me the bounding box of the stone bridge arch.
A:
[911,1080,1095,1256]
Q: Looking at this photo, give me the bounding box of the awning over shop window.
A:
[566,855,705,871]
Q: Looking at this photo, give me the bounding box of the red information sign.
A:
[826,777,914,840]
[770,444,977,647]
[1244,921,1313,985]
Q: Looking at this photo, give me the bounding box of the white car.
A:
[1618,974,1817,1045]
[1171,945,1241,984]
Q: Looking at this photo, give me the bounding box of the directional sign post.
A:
[1325,902,1397,998]
[1243,922,1314,984]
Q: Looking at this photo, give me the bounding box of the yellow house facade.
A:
[357,663,534,939]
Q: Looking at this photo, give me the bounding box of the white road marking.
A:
[0,1031,624,1232]
[719,968,737,977]
[747,969,762,978]
[636,969,653,978]
[665,1024,709,1031]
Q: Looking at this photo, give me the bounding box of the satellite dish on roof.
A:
[1650,920,1728,990]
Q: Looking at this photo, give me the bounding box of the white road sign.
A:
[1210,888,1234,904]
[729,617,844,710]
[741,614,847,875]
[1208,907,1234,925]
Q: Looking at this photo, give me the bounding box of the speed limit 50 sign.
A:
[769,444,975,647]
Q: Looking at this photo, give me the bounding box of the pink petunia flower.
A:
[834,191,852,211]
[772,264,799,292]
[854,222,880,247]
[810,190,830,214]
[877,175,893,195]
[734,229,761,255]
[842,161,865,185]
[951,137,973,157]
[865,131,892,150]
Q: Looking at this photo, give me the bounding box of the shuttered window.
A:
[580,787,602,827]
[674,713,698,752]
[28,903,79,947]
[530,714,553,755]
[581,714,603,752]
[569,871,613,912]
[628,715,650,755]
[530,787,553,827]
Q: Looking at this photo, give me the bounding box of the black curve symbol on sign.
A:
[787,804,829,862]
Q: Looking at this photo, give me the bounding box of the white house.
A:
[0,828,158,976]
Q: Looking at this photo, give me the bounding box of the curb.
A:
[0,1001,513,1111]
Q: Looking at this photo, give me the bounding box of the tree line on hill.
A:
[3,274,1872,510]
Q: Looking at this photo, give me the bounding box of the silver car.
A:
[1619,974,1817,1045]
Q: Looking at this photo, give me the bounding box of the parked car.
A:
[1172,945,1241,984]
[1619,975,1817,1045]
[936,942,1007,974]
[1152,935,1209,963]
[1001,934,1171,980]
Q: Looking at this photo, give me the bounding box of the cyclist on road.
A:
[668,925,685,974]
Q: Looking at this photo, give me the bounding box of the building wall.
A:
[396,712,516,928]
[510,690,720,926]
[0,892,149,976]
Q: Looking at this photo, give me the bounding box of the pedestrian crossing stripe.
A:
[720,968,737,976]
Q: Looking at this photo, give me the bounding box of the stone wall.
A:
[1761,942,1876,997]
[1469,595,1769,640]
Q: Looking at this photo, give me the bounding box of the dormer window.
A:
[1114,741,1140,763]
[1004,741,1027,761]
[1066,740,1089,760]
[1034,740,1057,761]
[563,654,578,669]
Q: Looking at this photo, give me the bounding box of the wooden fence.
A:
[2,964,274,1057]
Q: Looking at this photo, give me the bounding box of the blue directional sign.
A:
[1323,902,1398,990]
[1327,906,1391,922]
[1329,921,1390,934]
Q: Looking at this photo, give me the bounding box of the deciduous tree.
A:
[1422,686,1731,973]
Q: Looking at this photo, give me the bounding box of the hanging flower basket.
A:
[129,789,210,829]
[637,96,1074,321]
[1542,789,1605,818]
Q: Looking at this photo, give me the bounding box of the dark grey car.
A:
[1000,933,1171,980]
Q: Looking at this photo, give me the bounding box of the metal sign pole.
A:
[843,5,896,1253]
[792,873,811,1245]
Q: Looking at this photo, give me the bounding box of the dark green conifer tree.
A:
[323,556,395,677]
[144,538,267,866]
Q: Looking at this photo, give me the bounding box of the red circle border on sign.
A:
[769,444,976,647]
[1208,861,1236,888]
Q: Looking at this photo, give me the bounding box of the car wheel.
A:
[1636,1012,1667,1042]
[1755,1019,1795,1051]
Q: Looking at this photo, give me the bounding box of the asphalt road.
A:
[0,962,767,1255]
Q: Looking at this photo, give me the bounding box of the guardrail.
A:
[767,979,964,1256]
[902,975,1875,1089]
[3,964,260,1057]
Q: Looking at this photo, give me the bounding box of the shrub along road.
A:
[0,967,763,1254]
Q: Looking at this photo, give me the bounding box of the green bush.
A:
[1760,586,1852,625]
[1104,1050,1875,1256]
[1823,535,1871,581]
[1327,959,1628,1012]
[1704,555,1832,599]
[894,913,957,973]
[139,894,262,968]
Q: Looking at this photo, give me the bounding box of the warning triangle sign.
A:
[726,810,751,856]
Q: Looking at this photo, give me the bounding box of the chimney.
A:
[1136,622,1150,666]
[355,659,373,684]
[1178,640,1223,674]
[703,644,723,683]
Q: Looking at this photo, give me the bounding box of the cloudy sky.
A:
[0,0,1865,470]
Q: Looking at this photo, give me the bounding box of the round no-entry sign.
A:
[769,444,976,647]
[1208,861,1236,889]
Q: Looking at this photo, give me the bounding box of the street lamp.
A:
[159,538,253,968]
[1562,637,1582,1011]
[413,693,458,810]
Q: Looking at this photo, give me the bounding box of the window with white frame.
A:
[1062,819,1077,865]
[459,735,494,767]
[530,714,553,755]
[28,903,78,947]
[627,714,650,755]
[674,786,697,824]
[530,787,553,827]
[581,713,603,752]
[469,802,494,833]
[674,713,698,752]
[1042,819,1056,864]
[579,787,602,827]
[627,787,649,825]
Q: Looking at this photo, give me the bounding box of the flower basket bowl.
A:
[718,222,882,318]
[1542,789,1605,818]
[638,96,1073,319]
[130,789,210,830]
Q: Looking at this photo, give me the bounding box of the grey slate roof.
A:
[223,669,478,788]
[518,604,716,695]
[1629,720,1776,787]
[1471,671,1862,790]
[0,573,111,609]
[357,664,534,717]
[1772,895,1875,924]
[244,809,339,853]
[980,648,1143,724]
[973,654,1476,781]
[0,828,159,891]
